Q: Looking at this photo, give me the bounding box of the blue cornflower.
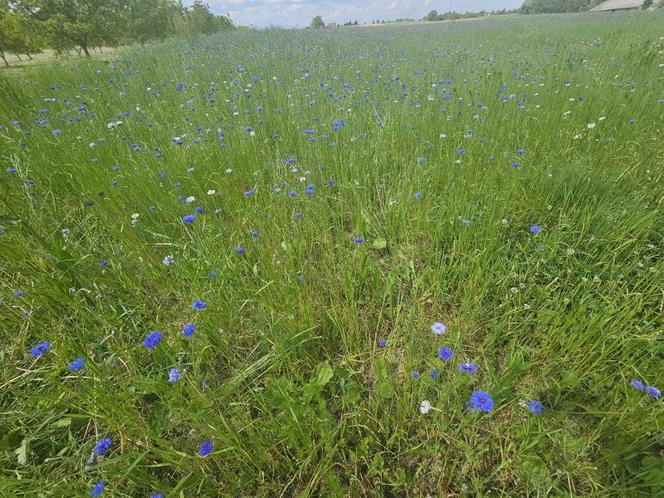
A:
[95,437,112,455]
[527,400,543,415]
[430,370,439,379]
[351,237,365,244]
[30,341,50,357]
[529,225,542,234]
[645,386,661,399]
[198,440,213,457]
[418,157,427,164]
[458,148,465,156]
[99,260,109,267]
[14,289,24,298]
[628,119,636,124]
[52,129,61,136]
[438,347,453,362]
[251,230,259,238]
[236,246,246,255]
[411,370,420,380]
[192,300,207,310]
[288,190,297,197]
[630,379,645,391]
[305,184,314,196]
[90,480,105,497]
[415,192,422,200]
[68,358,85,372]
[468,390,494,413]
[6,167,17,173]
[378,338,387,347]
[516,149,525,155]
[327,179,334,186]
[168,368,181,383]
[151,494,163,498]
[195,206,203,214]
[294,212,302,219]
[182,214,196,224]
[431,322,446,335]
[143,331,162,349]
[512,162,521,168]
[244,189,255,196]
[183,323,195,337]
[458,362,478,375]
[208,271,217,279]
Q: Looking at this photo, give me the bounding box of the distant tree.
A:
[124,0,179,44]
[425,9,439,21]
[520,0,596,13]
[310,15,324,29]
[0,2,43,64]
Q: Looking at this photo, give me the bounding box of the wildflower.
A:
[168,368,181,383]
[415,192,422,200]
[90,480,105,497]
[14,289,24,298]
[198,440,213,457]
[52,129,61,136]
[516,149,525,155]
[512,162,521,168]
[430,370,439,379]
[529,225,542,234]
[244,188,255,196]
[162,255,175,266]
[418,157,427,164]
[458,362,478,375]
[527,400,543,415]
[419,400,431,414]
[351,237,365,244]
[182,214,196,224]
[431,321,447,336]
[630,379,645,391]
[30,341,50,357]
[438,347,453,362]
[411,370,420,380]
[183,323,195,337]
[68,358,85,372]
[378,338,387,347]
[236,246,246,255]
[143,331,162,349]
[151,494,163,498]
[95,437,112,455]
[99,260,109,267]
[192,300,207,310]
[645,386,661,399]
[468,390,494,413]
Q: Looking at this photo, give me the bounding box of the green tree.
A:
[124,0,179,45]
[0,2,41,66]
[310,15,324,29]
[425,9,439,21]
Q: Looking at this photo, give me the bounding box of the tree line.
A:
[0,0,234,66]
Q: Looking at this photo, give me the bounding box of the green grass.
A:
[0,11,663,497]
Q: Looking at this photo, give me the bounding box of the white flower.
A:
[162,255,175,266]
[225,168,232,174]
[185,196,196,204]
[131,213,139,226]
[207,189,216,195]
[431,322,446,335]
[419,400,431,414]
[587,122,596,129]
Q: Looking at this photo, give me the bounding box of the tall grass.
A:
[0,12,662,497]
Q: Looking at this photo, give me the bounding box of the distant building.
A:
[591,0,644,11]
[326,22,337,28]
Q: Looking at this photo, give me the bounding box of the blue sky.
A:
[186,0,524,28]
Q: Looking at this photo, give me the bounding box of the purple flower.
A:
[415,192,422,200]
[95,437,112,455]
[630,379,645,391]
[411,370,420,380]
[68,358,85,372]
[529,225,542,234]
[468,390,494,413]
[30,341,50,357]
[437,347,453,362]
[236,246,246,255]
[198,440,213,457]
[418,157,427,164]
[182,214,196,224]
[168,368,181,383]
[351,237,365,244]
[143,331,162,349]
[431,322,446,335]
[645,386,661,399]
[378,338,387,347]
[183,323,195,337]
[458,362,478,375]
[430,370,439,379]
[192,300,207,310]
[90,480,105,497]
[527,400,543,415]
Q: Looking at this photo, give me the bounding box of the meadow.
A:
[0,12,663,497]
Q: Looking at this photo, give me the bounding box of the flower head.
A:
[467,390,494,413]
[437,347,453,362]
[182,214,196,224]
[630,379,645,391]
[168,368,181,383]
[527,400,543,415]
[30,341,50,357]
[431,322,446,335]
[419,400,431,414]
[90,480,105,497]
[68,358,85,372]
[143,331,162,349]
[529,225,542,234]
[378,338,387,347]
[198,440,213,457]
[458,362,478,375]
[95,437,112,455]
[192,300,207,310]
[645,386,661,399]
[183,323,195,337]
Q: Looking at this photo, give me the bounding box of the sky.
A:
[186,0,525,28]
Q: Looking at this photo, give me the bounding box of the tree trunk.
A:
[15,54,22,62]
[81,44,90,57]
[26,52,33,60]
[0,51,8,67]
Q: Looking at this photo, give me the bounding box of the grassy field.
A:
[1,11,663,497]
